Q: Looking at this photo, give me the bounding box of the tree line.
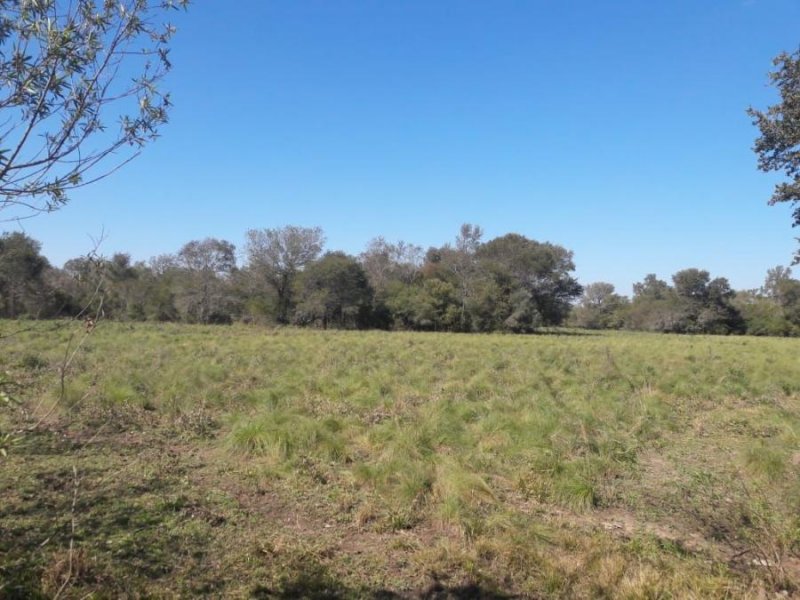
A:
[570,268,800,336]
[1,225,799,336]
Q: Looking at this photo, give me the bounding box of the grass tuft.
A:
[228,410,347,463]
[4,322,800,596]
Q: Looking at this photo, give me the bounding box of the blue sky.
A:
[7,0,800,296]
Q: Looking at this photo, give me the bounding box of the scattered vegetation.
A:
[1,321,799,597]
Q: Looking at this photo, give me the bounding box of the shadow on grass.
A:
[252,564,517,599]
[529,328,600,337]
[0,428,217,598]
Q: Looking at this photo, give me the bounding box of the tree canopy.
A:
[7,224,800,338]
[245,226,325,324]
[0,0,188,218]
[749,48,800,261]
[0,231,48,316]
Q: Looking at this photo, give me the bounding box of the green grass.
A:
[1,321,799,597]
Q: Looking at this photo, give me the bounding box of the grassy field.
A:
[1,321,799,598]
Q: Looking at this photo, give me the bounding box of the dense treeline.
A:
[570,268,800,336]
[0,225,581,332]
[1,226,799,336]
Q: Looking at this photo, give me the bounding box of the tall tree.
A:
[632,274,670,300]
[626,269,743,334]
[451,223,484,330]
[385,278,460,332]
[0,0,189,217]
[359,237,422,295]
[749,48,800,261]
[0,231,49,317]
[698,275,743,334]
[672,268,712,303]
[293,252,373,329]
[245,226,325,323]
[104,253,140,318]
[136,255,180,321]
[174,238,236,323]
[732,288,798,337]
[476,234,582,330]
[359,237,423,328]
[571,282,629,329]
[763,265,796,300]
[760,265,800,325]
[419,225,485,331]
[61,253,105,315]
[626,274,680,332]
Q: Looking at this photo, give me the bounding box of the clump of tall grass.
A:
[554,475,597,511]
[228,410,347,464]
[432,458,497,538]
[745,442,787,481]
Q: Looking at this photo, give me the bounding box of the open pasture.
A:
[1,321,799,597]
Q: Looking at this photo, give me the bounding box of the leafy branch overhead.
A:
[749,48,800,259]
[0,0,188,218]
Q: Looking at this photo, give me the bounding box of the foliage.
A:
[7,226,800,338]
[292,251,372,329]
[359,236,422,296]
[0,231,49,317]
[0,0,189,218]
[732,266,800,336]
[173,238,237,324]
[3,224,583,334]
[569,282,629,329]
[384,277,461,331]
[749,49,800,258]
[476,233,582,330]
[245,226,325,323]
[359,236,423,328]
[416,227,582,332]
[625,269,744,334]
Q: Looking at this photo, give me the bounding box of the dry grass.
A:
[1,321,799,597]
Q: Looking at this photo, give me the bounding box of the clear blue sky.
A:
[9,0,800,296]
